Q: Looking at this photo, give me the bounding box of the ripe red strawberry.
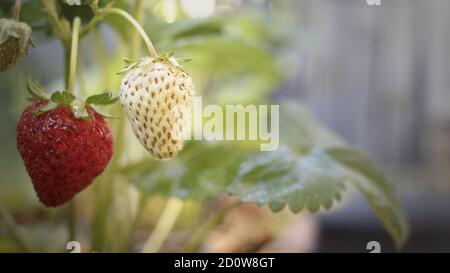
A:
[16,101,113,207]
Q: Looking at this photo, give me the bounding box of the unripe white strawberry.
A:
[119,56,195,159]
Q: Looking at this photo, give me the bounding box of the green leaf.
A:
[85,91,119,105]
[228,147,346,213]
[326,147,410,248]
[26,80,50,101]
[32,102,58,115]
[123,142,251,200]
[70,102,91,121]
[50,90,75,105]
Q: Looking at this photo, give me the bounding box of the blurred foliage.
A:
[123,100,409,247]
[123,141,250,200]
[228,147,346,213]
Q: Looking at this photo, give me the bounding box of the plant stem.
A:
[81,4,158,58]
[64,17,81,242]
[13,0,21,20]
[106,8,158,58]
[142,197,184,253]
[181,201,240,252]
[0,202,33,252]
[130,0,144,58]
[80,11,103,38]
[68,17,81,94]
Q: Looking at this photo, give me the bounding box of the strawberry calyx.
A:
[117,52,191,75]
[26,79,119,120]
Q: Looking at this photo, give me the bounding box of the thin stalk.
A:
[65,17,81,242]
[130,0,144,58]
[79,0,102,37]
[106,8,158,57]
[67,17,81,94]
[80,14,103,38]
[80,5,158,57]
[142,197,184,253]
[13,0,21,20]
[181,201,240,252]
[80,17,102,38]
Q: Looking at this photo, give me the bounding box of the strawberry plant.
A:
[0,0,409,252]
